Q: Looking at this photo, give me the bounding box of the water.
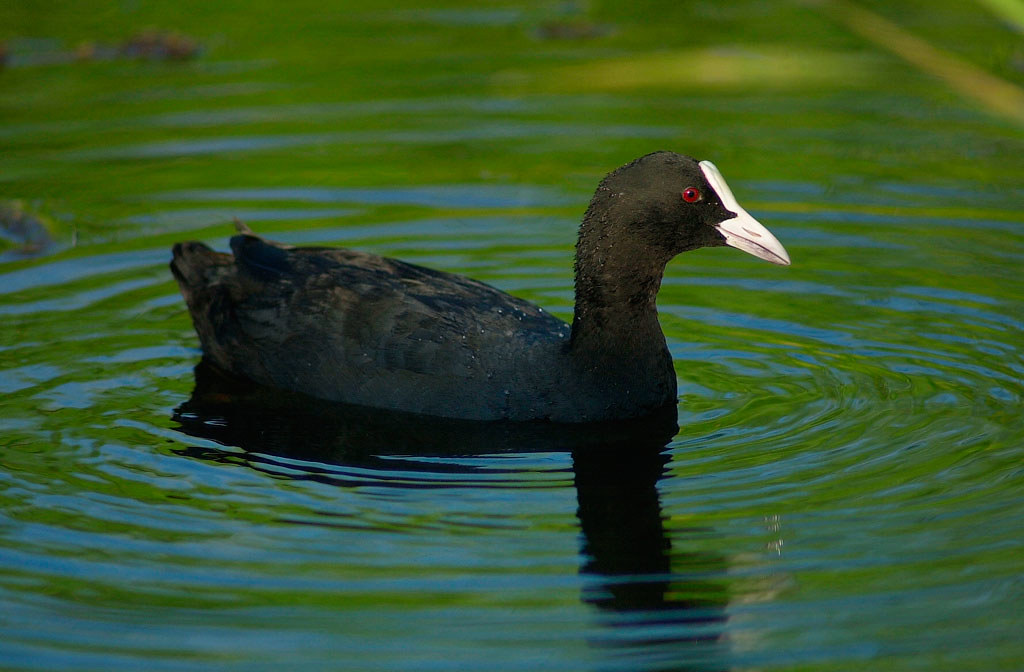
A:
[1,1,1023,670]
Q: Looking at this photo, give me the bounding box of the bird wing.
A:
[189,234,568,414]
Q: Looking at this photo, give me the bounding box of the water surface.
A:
[1,1,1022,670]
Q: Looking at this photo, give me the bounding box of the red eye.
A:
[682,187,702,203]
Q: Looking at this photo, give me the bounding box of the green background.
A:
[1,1,1022,670]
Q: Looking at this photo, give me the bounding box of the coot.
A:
[171,151,789,422]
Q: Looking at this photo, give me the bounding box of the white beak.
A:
[699,160,791,266]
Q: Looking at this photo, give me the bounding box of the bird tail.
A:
[170,240,229,292]
[170,219,253,294]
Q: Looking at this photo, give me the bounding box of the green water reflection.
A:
[1,1,1022,670]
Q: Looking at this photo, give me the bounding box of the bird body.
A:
[172,152,789,422]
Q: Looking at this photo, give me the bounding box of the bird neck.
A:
[568,208,671,358]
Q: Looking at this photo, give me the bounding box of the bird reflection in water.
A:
[173,361,729,670]
[575,445,729,671]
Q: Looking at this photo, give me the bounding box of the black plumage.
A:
[171,151,789,422]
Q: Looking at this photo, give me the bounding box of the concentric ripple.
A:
[2,5,1022,663]
[2,169,1020,670]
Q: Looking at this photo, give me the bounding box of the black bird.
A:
[171,151,790,422]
